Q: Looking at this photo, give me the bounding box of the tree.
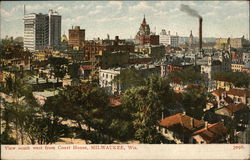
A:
[113,68,145,91]
[121,75,174,143]
[212,71,250,88]
[180,86,215,119]
[168,67,205,85]
[48,57,68,79]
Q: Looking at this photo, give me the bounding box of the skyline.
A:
[1,1,249,40]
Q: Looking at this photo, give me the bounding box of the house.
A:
[215,78,234,91]
[158,113,204,144]
[192,122,228,144]
[226,88,250,105]
[215,103,248,117]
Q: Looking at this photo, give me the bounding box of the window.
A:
[238,98,242,102]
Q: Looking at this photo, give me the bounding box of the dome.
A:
[61,34,68,42]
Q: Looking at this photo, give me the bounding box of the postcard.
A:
[0,1,249,159]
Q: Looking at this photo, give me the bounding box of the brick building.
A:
[134,16,159,45]
[84,36,134,61]
[68,26,85,47]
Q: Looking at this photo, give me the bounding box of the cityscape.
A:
[1,1,250,145]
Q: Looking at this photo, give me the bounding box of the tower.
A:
[189,30,193,47]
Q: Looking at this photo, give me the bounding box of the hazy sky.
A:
[1,1,249,40]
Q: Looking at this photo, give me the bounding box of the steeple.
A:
[190,30,193,37]
[142,14,146,24]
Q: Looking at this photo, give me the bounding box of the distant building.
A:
[68,26,85,47]
[48,10,61,48]
[23,10,61,51]
[84,36,134,61]
[24,13,49,51]
[160,30,179,47]
[243,52,250,64]
[134,15,159,45]
[189,30,194,47]
[99,64,160,94]
[215,36,249,49]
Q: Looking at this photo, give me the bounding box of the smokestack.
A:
[24,5,26,15]
[199,17,203,52]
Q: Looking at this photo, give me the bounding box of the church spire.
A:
[142,14,146,24]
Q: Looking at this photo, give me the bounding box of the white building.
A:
[201,56,222,79]
[99,68,121,94]
[243,52,250,64]
[99,64,160,94]
[159,30,179,47]
[24,13,49,51]
[24,10,61,52]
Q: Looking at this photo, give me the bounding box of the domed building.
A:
[61,34,68,42]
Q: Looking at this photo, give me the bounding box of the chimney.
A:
[205,121,208,130]
[190,117,194,128]
[199,17,203,52]
[221,119,224,125]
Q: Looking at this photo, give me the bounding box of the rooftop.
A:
[159,113,204,132]
[192,122,227,143]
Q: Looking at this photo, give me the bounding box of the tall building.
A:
[159,30,179,47]
[134,15,159,45]
[48,10,61,48]
[24,13,49,51]
[23,10,61,52]
[68,26,85,47]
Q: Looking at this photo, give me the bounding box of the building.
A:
[215,37,249,49]
[160,30,179,47]
[68,26,85,47]
[23,10,61,52]
[99,67,121,94]
[24,13,49,51]
[158,113,204,144]
[48,9,61,48]
[189,30,194,47]
[201,52,231,79]
[231,62,244,72]
[230,36,249,49]
[243,52,250,64]
[99,64,160,94]
[84,36,134,61]
[192,122,228,144]
[215,38,230,50]
[134,16,159,45]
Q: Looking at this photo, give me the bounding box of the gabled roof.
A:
[211,88,225,96]
[192,122,228,143]
[159,113,204,131]
[224,103,247,113]
[227,88,250,97]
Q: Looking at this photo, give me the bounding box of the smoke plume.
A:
[180,4,202,18]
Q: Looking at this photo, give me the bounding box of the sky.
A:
[0,1,249,40]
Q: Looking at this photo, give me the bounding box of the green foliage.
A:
[212,71,250,88]
[168,67,205,85]
[0,132,17,144]
[121,75,174,143]
[180,87,215,119]
[48,57,68,78]
[113,68,145,90]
